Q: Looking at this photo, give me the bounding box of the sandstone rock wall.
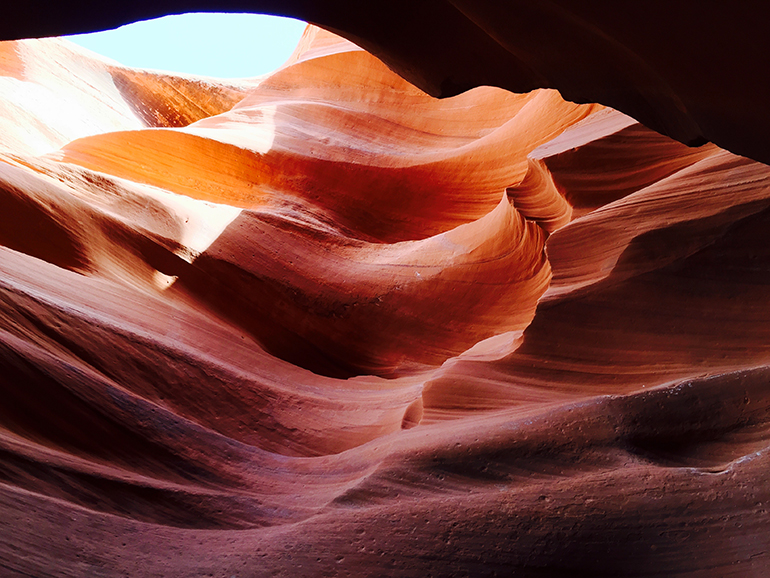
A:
[0,22,767,578]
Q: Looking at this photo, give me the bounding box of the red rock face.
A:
[0,25,768,577]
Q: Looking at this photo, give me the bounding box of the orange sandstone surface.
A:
[0,25,768,577]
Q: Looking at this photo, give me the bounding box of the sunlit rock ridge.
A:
[0,21,768,578]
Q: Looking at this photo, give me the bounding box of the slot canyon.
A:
[0,3,769,576]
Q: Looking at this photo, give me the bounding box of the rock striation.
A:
[0,23,768,578]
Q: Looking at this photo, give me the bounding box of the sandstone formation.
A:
[0,20,768,578]
[3,2,770,167]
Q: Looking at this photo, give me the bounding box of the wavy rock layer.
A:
[3,2,770,167]
[0,26,768,577]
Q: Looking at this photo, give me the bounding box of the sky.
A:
[65,13,307,78]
